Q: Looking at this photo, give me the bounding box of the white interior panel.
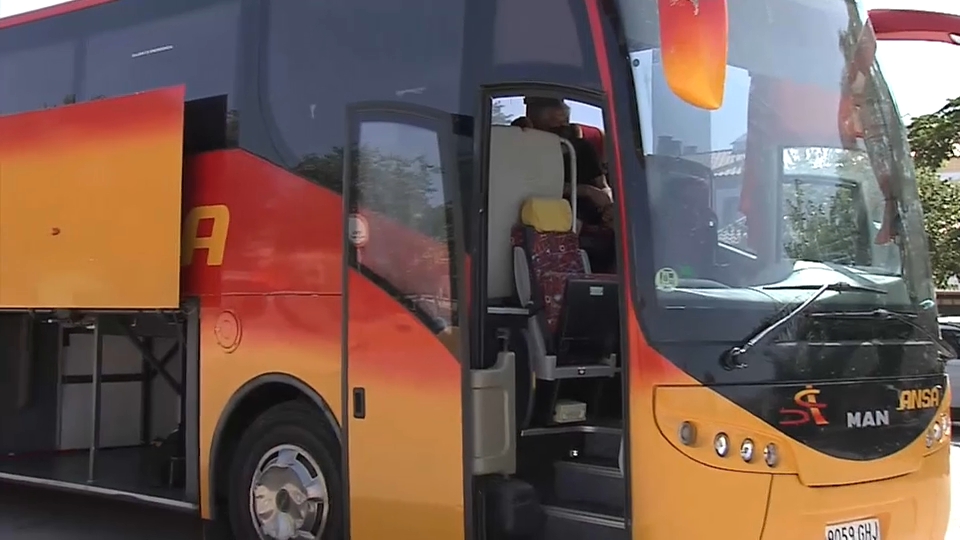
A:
[58,382,143,450]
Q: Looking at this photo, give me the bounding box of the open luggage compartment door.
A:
[0,86,186,309]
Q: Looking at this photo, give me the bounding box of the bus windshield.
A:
[778,146,901,275]
[617,0,936,335]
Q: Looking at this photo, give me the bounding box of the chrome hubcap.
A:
[249,444,329,540]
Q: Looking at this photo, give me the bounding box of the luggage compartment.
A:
[0,309,200,511]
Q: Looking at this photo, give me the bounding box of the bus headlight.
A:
[740,438,754,462]
[714,433,729,457]
[763,443,779,467]
[926,416,948,448]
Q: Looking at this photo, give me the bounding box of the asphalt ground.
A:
[0,445,957,539]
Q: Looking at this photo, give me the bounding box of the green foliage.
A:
[907,96,960,171]
[916,167,960,288]
[783,182,863,265]
[905,94,960,287]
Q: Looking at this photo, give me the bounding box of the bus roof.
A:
[0,0,116,30]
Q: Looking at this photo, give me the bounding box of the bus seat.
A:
[486,126,566,302]
[577,124,605,170]
[511,197,619,381]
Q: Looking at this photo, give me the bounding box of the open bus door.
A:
[341,102,468,539]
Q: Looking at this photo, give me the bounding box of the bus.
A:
[0,0,950,539]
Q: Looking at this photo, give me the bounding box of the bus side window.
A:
[352,119,459,333]
[80,1,239,104]
[0,41,76,115]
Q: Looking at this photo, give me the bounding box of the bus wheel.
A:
[227,401,342,540]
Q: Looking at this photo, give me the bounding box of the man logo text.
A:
[896,387,941,411]
[779,385,829,426]
[846,410,889,428]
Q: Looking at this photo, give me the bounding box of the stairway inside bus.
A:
[477,100,628,540]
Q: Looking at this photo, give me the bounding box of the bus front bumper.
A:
[760,448,950,540]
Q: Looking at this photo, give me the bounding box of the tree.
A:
[916,167,960,287]
[905,93,960,286]
[907,96,960,171]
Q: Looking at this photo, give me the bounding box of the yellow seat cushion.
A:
[520,198,572,232]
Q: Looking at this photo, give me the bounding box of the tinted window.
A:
[0,40,76,115]
[492,0,583,68]
[0,0,238,117]
[261,0,465,187]
[81,0,239,102]
[352,118,457,326]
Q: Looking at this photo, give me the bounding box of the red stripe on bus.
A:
[0,0,117,30]
[584,0,632,300]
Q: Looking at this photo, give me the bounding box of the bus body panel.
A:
[628,309,951,539]
[345,268,465,540]
[762,449,949,540]
[653,384,950,485]
[183,149,467,537]
[183,150,345,519]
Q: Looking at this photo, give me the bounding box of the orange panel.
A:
[657,0,728,110]
[346,269,464,540]
[0,86,185,309]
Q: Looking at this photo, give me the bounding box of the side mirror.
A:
[657,0,729,110]
[869,9,960,46]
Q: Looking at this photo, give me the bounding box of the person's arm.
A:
[571,138,610,190]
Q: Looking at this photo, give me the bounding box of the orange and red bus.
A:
[0,0,953,539]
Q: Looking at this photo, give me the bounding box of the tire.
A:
[227,400,343,540]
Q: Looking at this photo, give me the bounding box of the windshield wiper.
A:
[721,281,887,370]
[809,308,954,360]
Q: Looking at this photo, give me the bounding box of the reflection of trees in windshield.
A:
[783,147,882,216]
[780,147,905,273]
[783,181,863,265]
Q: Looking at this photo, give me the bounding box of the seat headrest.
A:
[520,198,572,233]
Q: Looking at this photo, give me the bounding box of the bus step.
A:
[582,429,622,461]
[541,503,627,540]
[553,458,624,514]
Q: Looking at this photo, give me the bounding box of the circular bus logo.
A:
[655,267,679,291]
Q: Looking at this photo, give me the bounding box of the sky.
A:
[865,0,960,121]
[0,0,957,123]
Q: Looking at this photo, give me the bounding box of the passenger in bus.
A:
[518,98,617,273]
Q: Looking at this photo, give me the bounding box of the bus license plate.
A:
[825,518,880,540]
